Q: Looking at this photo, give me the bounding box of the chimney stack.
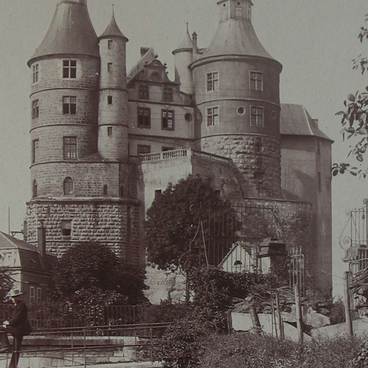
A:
[37,221,46,258]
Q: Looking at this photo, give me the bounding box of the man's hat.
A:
[9,289,22,298]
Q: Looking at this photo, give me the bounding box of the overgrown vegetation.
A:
[145,175,236,270]
[199,332,362,368]
[51,241,147,306]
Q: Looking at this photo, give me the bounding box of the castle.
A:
[24,0,332,291]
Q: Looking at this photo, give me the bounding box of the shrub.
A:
[198,332,362,368]
[150,318,208,368]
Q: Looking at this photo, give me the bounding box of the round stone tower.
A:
[98,12,129,161]
[27,0,99,198]
[172,24,194,95]
[190,0,283,198]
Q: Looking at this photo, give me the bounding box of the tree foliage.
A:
[52,241,146,305]
[334,17,368,177]
[0,267,13,302]
[145,175,236,270]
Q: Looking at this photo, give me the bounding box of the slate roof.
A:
[28,0,99,66]
[173,25,193,54]
[99,14,128,41]
[280,104,332,141]
[196,18,277,63]
[0,232,56,272]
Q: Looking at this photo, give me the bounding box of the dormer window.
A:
[235,2,242,18]
[63,60,77,79]
[139,84,149,100]
[163,87,173,102]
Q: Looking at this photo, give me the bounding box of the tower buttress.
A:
[172,24,194,95]
[190,0,283,199]
[98,12,129,161]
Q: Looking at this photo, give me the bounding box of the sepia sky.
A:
[0,0,368,295]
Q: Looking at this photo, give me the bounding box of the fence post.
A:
[275,293,284,341]
[294,284,303,344]
[344,271,354,337]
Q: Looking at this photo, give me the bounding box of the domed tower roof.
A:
[99,9,128,41]
[194,0,279,65]
[172,24,193,55]
[28,0,99,66]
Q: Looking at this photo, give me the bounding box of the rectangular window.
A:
[107,127,113,136]
[161,110,174,130]
[32,100,39,119]
[235,5,243,18]
[61,220,72,236]
[318,172,321,192]
[63,136,77,160]
[137,144,151,155]
[32,139,39,164]
[250,106,264,126]
[108,40,113,49]
[207,107,219,126]
[155,189,162,199]
[139,84,149,99]
[63,60,77,79]
[206,72,219,92]
[250,71,263,91]
[30,286,35,302]
[107,95,113,105]
[32,64,39,83]
[163,86,173,102]
[137,107,151,128]
[63,96,77,115]
[37,287,42,302]
[108,63,113,72]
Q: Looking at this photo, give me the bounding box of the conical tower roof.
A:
[194,0,280,66]
[172,24,193,54]
[200,19,273,60]
[28,0,99,66]
[99,11,128,41]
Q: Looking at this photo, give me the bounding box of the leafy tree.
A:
[334,18,368,177]
[0,267,13,302]
[52,241,146,305]
[145,175,236,270]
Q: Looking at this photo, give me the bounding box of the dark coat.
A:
[7,301,29,337]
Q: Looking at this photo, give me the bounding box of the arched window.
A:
[63,177,73,195]
[103,185,108,196]
[32,180,37,198]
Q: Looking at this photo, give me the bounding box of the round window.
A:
[185,113,193,122]
[272,110,277,120]
[237,106,246,115]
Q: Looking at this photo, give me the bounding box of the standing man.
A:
[3,289,31,368]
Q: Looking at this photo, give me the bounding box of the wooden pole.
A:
[294,284,303,344]
[250,302,262,334]
[275,293,284,341]
[344,271,353,336]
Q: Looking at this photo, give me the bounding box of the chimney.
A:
[192,32,197,59]
[37,221,46,258]
[140,47,150,57]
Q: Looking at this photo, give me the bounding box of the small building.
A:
[0,229,56,303]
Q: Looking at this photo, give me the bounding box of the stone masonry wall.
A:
[26,199,141,263]
[201,135,282,199]
[240,198,312,279]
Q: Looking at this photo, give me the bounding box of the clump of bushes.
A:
[199,332,362,368]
